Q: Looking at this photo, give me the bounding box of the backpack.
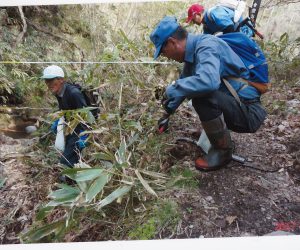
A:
[72,82,101,119]
[208,0,246,24]
[219,32,270,93]
[207,0,263,38]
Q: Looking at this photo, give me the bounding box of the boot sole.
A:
[195,158,232,172]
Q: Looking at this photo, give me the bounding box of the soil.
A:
[159,85,300,238]
[0,85,300,243]
[0,134,57,244]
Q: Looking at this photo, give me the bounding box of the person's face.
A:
[161,37,185,63]
[45,78,64,95]
[192,13,203,25]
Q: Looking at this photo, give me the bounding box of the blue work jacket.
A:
[165,33,261,113]
[203,6,253,38]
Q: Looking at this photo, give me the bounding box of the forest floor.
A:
[0,83,300,243]
[160,83,300,238]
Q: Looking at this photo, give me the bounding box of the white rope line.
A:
[0,61,173,65]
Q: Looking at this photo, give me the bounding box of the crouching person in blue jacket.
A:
[150,17,267,171]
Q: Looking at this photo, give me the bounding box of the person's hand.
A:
[158,113,170,134]
[50,119,59,134]
[77,132,89,149]
[161,91,173,115]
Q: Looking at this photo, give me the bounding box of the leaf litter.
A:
[1,84,300,242]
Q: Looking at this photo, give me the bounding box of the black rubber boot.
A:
[195,114,233,171]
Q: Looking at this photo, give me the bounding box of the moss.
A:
[169,167,199,189]
[128,200,180,240]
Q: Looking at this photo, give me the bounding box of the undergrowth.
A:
[1,2,299,243]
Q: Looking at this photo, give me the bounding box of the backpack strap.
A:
[226,77,271,94]
[223,77,271,106]
[222,78,243,106]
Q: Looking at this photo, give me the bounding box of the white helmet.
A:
[41,65,64,79]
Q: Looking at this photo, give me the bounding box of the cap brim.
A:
[153,44,163,60]
[40,75,62,79]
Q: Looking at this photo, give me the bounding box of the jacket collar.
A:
[57,82,66,98]
[184,33,197,64]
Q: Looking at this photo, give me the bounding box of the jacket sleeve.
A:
[165,41,221,113]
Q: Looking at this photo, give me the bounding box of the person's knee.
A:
[247,104,267,133]
[247,121,263,133]
[60,157,74,167]
[192,93,222,121]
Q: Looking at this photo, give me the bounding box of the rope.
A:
[0,61,173,65]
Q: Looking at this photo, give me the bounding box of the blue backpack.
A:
[219,32,270,93]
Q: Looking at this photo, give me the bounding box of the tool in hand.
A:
[248,0,264,39]
[158,116,170,134]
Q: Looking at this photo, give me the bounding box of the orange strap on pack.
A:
[247,81,271,94]
[227,77,271,94]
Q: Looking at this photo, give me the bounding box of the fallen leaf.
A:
[226,216,237,225]
[278,124,285,133]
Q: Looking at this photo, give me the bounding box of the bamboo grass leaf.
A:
[139,170,168,179]
[22,220,65,242]
[115,138,127,165]
[97,186,131,209]
[62,168,104,182]
[119,29,139,52]
[76,181,89,194]
[86,173,110,202]
[127,133,139,148]
[81,127,109,135]
[135,170,158,197]
[48,187,81,202]
[93,152,115,161]
[36,206,54,221]
[0,178,7,189]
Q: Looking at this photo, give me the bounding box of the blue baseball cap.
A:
[150,16,179,59]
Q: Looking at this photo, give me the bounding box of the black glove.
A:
[158,113,170,134]
[161,91,173,115]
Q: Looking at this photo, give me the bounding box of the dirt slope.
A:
[0,85,299,242]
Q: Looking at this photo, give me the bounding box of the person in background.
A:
[186,3,254,38]
[150,16,267,171]
[41,65,88,168]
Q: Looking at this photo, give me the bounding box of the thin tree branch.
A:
[262,0,300,8]
[13,6,27,48]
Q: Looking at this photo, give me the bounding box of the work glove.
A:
[76,131,89,150]
[161,91,173,115]
[50,119,59,134]
[158,113,170,134]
